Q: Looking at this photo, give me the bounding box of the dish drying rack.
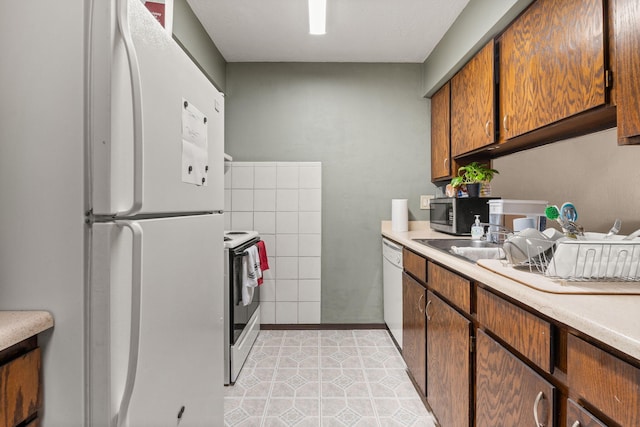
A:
[510,238,640,282]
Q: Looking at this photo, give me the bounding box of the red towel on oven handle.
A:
[256,240,269,285]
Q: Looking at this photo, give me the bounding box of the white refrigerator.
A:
[0,0,224,426]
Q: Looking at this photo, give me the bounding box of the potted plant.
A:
[450,162,499,197]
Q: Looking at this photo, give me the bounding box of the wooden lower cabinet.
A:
[567,334,640,426]
[402,272,426,396]
[566,398,607,427]
[476,330,556,427]
[426,291,472,427]
[0,347,41,427]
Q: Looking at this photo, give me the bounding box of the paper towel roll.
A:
[392,199,408,232]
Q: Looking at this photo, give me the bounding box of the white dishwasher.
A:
[382,238,403,348]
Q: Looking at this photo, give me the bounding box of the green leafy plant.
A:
[450,162,499,188]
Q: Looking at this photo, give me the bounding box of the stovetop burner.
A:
[224,230,259,249]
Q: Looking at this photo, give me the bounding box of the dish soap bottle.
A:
[471,215,484,240]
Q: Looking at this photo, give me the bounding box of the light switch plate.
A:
[420,195,434,210]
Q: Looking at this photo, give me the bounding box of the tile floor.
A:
[224,329,437,427]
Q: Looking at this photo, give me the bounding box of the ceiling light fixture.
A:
[308,0,326,35]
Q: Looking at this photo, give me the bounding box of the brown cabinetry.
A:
[428,262,471,313]
[567,334,640,426]
[426,290,472,427]
[498,0,607,142]
[0,342,41,427]
[476,329,556,427]
[430,82,451,181]
[477,286,552,373]
[615,0,640,144]
[402,272,427,396]
[403,248,426,282]
[451,40,496,157]
[566,398,607,427]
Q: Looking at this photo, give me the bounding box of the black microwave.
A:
[430,197,499,236]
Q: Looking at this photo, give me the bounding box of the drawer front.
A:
[476,330,556,427]
[477,287,552,373]
[403,248,427,283]
[566,398,607,427]
[427,262,471,313]
[567,334,640,427]
[0,348,41,427]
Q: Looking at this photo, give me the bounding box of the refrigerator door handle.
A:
[114,220,144,427]
[116,0,144,216]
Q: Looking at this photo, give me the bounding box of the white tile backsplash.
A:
[276,212,299,234]
[224,189,232,212]
[261,302,276,324]
[276,234,299,257]
[231,212,254,230]
[276,189,299,212]
[299,234,321,257]
[231,164,254,189]
[254,212,276,234]
[299,189,321,212]
[276,257,299,279]
[231,189,254,211]
[254,165,277,189]
[298,302,321,324]
[276,302,298,324]
[277,165,300,189]
[261,279,276,302]
[299,280,321,302]
[276,280,298,302]
[299,257,321,279]
[299,212,321,234]
[228,161,321,325]
[299,166,322,189]
[254,189,276,211]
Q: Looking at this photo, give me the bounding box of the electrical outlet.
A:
[420,195,434,210]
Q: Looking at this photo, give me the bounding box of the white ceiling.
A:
[185,0,471,63]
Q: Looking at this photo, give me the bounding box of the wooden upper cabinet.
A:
[430,82,451,181]
[451,40,496,157]
[615,0,640,144]
[498,0,607,141]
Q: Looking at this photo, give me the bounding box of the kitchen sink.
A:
[412,238,505,263]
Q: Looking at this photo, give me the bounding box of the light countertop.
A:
[0,311,54,352]
[381,221,640,362]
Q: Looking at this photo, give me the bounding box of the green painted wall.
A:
[172,0,227,91]
[225,63,433,323]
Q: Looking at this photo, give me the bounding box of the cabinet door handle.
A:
[444,157,448,167]
[503,115,509,132]
[533,391,546,427]
[485,120,491,137]
[571,422,581,427]
[418,294,424,313]
[425,299,432,321]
